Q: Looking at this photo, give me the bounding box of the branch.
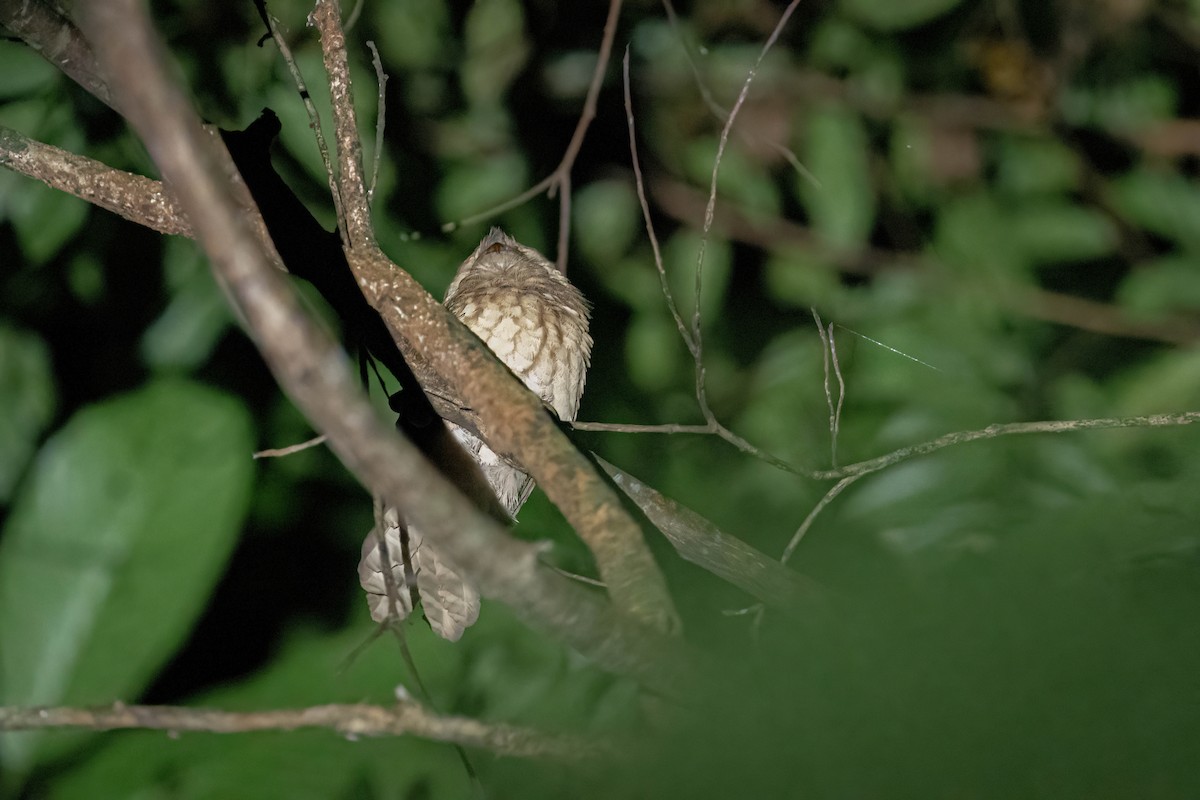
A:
[308,0,679,635]
[0,125,190,236]
[0,0,116,112]
[595,456,818,610]
[0,702,602,760]
[74,0,686,688]
[814,411,1200,481]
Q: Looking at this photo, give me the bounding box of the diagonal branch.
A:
[74,0,686,687]
[308,0,679,635]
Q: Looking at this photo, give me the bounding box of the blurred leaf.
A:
[1062,73,1178,133]
[1007,201,1116,264]
[933,191,1023,277]
[683,138,781,223]
[1117,254,1200,317]
[0,42,60,99]
[797,107,875,250]
[0,380,254,775]
[141,240,232,370]
[461,0,530,108]
[573,179,640,265]
[839,0,964,30]
[0,325,56,503]
[995,136,1082,197]
[435,150,528,224]
[1108,168,1200,252]
[763,248,841,308]
[664,228,731,324]
[626,309,687,392]
[373,0,453,70]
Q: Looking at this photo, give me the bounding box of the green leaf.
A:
[995,136,1082,197]
[573,179,640,265]
[1109,169,1200,252]
[435,150,528,224]
[626,310,686,392]
[462,0,530,107]
[141,240,233,370]
[1118,255,1200,317]
[0,379,254,774]
[1007,202,1116,264]
[839,0,964,31]
[798,107,875,250]
[0,42,60,99]
[664,228,732,325]
[0,326,56,503]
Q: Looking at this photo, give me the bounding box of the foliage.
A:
[2,0,1200,797]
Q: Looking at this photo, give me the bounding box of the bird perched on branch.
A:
[358,227,592,640]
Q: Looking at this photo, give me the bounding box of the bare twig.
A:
[813,310,844,468]
[623,47,694,353]
[366,40,387,205]
[780,475,859,565]
[660,0,819,189]
[0,702,603,759]
[253,434,328,459]
[442,0,624,274]
[252,0,343,233]
[814,411,1200,481]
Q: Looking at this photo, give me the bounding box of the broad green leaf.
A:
[840,0,964,31]
[0,379,254,774]
[798,107,875,250]
[0,326,56,503]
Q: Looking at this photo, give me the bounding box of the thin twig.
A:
[780,474,859,565]
[814,411,1200,481]
[660,0,819,189]
[252,0,343,237]
[253,434,328,458]
[0,702,602,760]
[623,46,694,353]
[442,0,624,274]
[366,40,387,206]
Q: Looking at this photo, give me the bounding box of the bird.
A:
[358,227,592,640]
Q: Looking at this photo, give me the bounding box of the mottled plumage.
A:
[358,228,592,640]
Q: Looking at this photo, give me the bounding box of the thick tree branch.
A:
[0,702,602,759]
[595,456,817,610]
[0,0,116,112]
[0,125,189,236]
[308,0,680,635]
[74,0,687,689]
